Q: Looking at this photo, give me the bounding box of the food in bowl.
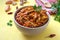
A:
[15,6,48,28]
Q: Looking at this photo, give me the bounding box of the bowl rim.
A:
[14,6,50,29]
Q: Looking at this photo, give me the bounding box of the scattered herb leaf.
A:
[9,20,12,23]
[9,24,12,26]
[7,20,13,26]
[7,23,10,25]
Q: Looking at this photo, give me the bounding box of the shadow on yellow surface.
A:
[19,26,55,40]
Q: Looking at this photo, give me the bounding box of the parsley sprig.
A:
[52,0,60,22]
[33,5,42,12]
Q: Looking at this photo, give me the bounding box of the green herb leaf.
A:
[52,3,57,8]
[38,6,42,9]
[9,24,12,26]
[33,5,37,10]
[7,23,10,26]
[9,20,12,23]
[52,0,60,22]
[7,20,13,26]
[33,5,42,12]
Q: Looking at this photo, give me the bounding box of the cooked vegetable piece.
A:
[6,0,13,4]
[5,5,11,12]
[8,12,13,14]
[20,0,27,5]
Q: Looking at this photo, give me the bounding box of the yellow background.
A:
[0,0,60,40]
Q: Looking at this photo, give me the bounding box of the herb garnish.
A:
[52,0,60,22]
[33,5,42,12]
[9,20,12,23]
[7,20,12,26]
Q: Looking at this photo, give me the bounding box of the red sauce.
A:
[15,6,48,28]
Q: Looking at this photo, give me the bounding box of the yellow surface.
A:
[0,0,60,40]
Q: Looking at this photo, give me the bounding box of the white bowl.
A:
[14,6,50,35]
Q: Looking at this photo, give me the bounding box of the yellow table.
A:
[0,0,60,40]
